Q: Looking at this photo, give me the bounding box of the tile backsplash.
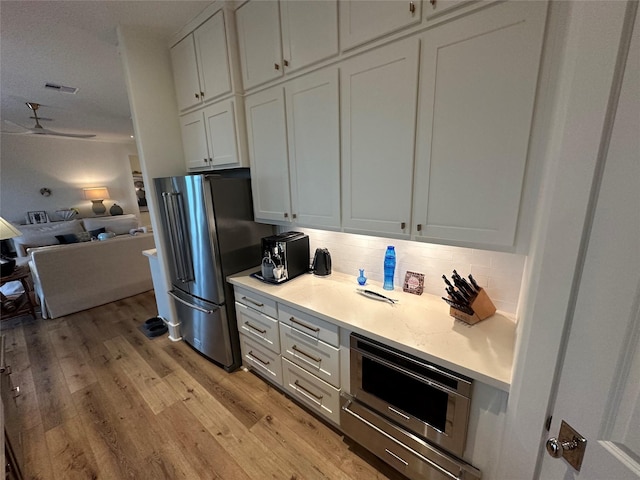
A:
[298,228,526,318]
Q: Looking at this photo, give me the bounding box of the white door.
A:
[285,68,340,229]
[413,1,547,247]
[180,110,209,171]
[194,10,231,103]
[538,5,639,478]
[244,86,292,224]
[280,0,339,74]
[170,34,201,111]
[340,37,419,238]
[203,99,238,169]
[235,0,283,90]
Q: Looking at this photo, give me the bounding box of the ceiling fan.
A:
[2,102,96,138]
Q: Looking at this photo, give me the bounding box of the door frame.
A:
[497,1,635,478]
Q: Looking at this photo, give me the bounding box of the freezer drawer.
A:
[169,289,237,369]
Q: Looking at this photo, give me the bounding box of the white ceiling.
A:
[0,0,213,143]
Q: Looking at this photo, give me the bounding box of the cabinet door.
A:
[203,98,240,169]
[280,0,339,73]
[195,10,232,103]
[171,35,202,111]
[413,1,547,247]
[236,0,283,90]
[424,0,480,20]
[340,0,421,50]
[285,69,340,229]
[245,86,292,224]
[180,110,210,171]
[341,38,419,238]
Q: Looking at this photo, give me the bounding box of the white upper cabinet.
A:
[245,69,341,228]
[280,0,339,74]
[236,0,339,90]
[171,10,231,112]
[181,97,248,171]
[245,86,292,223]
[236,1,283,90]
[341,38,420,238]
[286,69,340,229]
[340,0,422,51]
[412,1,547,247]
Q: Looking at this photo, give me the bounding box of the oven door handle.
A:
[342,399,462,480]
[356,349,462,398]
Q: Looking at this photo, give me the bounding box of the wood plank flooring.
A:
[2,291,406,480]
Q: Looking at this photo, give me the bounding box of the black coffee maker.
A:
[311,248,332,276]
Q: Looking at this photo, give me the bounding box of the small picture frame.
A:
[403,271,425,295]
[27,211,49,224]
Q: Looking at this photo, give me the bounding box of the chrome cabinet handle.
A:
[195,93,200,99]
[292,345,321,363]
[248,350,270,366]
[290,316,320,333]
[200,91,204,97]
[409,1,415,14]
[12,385,20,398]
[294,380,323,400]
[274,63,280,70]
[244,321,267,335]
[401,222,406,229]
[283,59,289,67]
[284,212,289,219]
[417,224,422,232]
[242,296,264,308]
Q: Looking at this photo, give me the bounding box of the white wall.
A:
[300,228,526,316]
[0,134,139,224]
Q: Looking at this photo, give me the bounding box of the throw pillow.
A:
[88,227,105,239]
[76,231,92,242]
[55,234,79,244]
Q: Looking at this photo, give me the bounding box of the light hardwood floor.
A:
[2,291,406,480]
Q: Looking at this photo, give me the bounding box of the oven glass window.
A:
[362,357,448,432]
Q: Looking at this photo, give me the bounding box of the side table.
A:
[1,265,37,321]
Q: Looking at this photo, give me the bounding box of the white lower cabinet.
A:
[240,334,283,385]
[282,357,341,425]
[280,323,340,388]
[236,301,280,352]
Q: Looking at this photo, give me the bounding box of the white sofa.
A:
[11,215,155,319]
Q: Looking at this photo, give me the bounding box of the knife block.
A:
[449,288,496,325]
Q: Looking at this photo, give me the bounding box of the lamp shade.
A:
[83,187,110,201]
[0,217,22,240]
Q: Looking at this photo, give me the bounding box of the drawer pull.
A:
[244,321,267,334]
[385,448,409,466]
[292,345,321,363]
[294,380,323,400]
[248,350,270,366]
[242,296,264,308]
[290,316,320,333]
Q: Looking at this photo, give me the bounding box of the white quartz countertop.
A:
[228,269,516,392]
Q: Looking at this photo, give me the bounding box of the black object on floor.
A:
[139,317,167,338]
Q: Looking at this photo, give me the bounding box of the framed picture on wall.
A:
[27,211,50,224]
[133,175,148,212]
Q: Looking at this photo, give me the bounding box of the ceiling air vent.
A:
[44,82,78,94]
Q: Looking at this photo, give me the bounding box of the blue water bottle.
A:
[383,246,396,291]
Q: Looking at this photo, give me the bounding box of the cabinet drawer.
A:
[280,323,340,388]
[240,334,282,386]
[282,357,341,425]
[235,302,280,353]
[234,287,278,319]
[278,304,339,346]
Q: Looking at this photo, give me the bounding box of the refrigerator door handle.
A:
[162,192,194,283]
[168,290,215,314]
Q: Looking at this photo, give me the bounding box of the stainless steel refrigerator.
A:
[154,171,274,371]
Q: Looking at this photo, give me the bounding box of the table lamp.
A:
[83,187,110,215]
[0,217,22,277]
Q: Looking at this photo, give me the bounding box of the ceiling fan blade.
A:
[38,128,96,138]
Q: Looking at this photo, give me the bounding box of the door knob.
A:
[545,420,587,471]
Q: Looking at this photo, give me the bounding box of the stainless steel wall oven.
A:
[341,333,481,480]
